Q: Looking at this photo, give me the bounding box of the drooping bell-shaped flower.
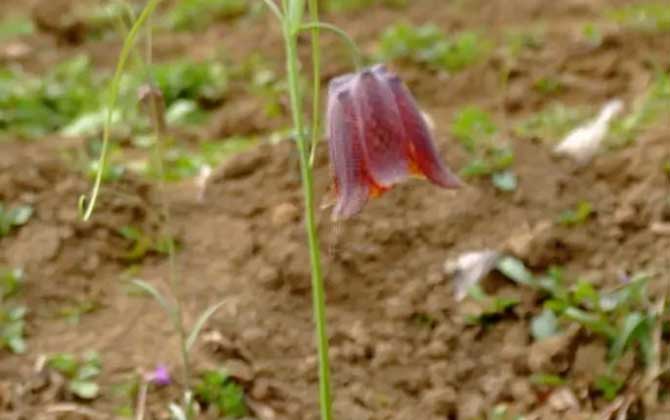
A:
[326,64,461,219]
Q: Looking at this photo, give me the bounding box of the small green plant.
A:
[194,370,247,418]
[47,351,103,399]
[497,256,655,399]
[465,284,520,325]
[610,71,670,146]
[0,268,24,299]
[0,203,33,237]
[534,76,563,95]
[109,374,141,418]
[514,103,591,141]
[0,15,34,41]
[378,23,488,72]
[504,27,544,57]
[530,373,566,387]
[450,106,516,191]
[151,60,229,107]
[58,299,100,325]
[141,137,256,182]
[326,0,406,12]
[582,23,603,46]
[118,225,173,261]
[0,306,27,354]
[0,268,26,354]
[166,0,248,30]
[609,3,670,32]
[558,201,593,226]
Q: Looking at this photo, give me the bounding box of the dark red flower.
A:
[326,64,461,219]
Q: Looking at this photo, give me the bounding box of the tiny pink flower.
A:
[146,364,171,386]
[326,64,461,219]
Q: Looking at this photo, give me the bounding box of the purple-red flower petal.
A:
[384,71,462,189]
[355,68,409,188]
[327,89,371,219]
[326,64,460,220]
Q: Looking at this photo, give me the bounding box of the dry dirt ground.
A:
[1,0,670,419]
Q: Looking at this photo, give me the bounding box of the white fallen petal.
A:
[444,250,501,301]
[554,99,624,163]
[195,164,212,202]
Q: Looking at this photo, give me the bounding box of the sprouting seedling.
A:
[193,369,247,418]
[557,200,593,226]
[78,0,162,221]
[47,351,103,400]
[0,267,26,354]
[0,202,33,237]
[495,256,656,399]
[450,106,516,191]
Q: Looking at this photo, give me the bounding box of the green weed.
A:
[47,351,103,399]
[558,201,593,226]
[0,15,34,41]
[166,0,248,30]
[514,103,591,141]
[582,23,603,47]
[118,225,173,261]
[450,106,516,191]
[0,306,26,354]
[326,0,407,12]
[0,203,32,237]
[609,3,670,32]
[496,256,655,399]
[609,71,670,146]
[378,23,489,72]
[194,369,247,418]
[464,285,520,325]
[503,27,545,58]
[534,76,563,95]
[0,268,26,354]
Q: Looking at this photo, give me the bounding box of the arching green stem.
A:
[78,0,163,221]
[301,22,363,71]
[260,0,283,21]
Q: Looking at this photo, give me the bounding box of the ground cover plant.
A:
[0,0,670,419]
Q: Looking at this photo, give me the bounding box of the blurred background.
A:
[0,0,669,419]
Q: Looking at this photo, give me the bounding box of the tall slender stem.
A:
[307,0,321,167]
[282,16,333,420]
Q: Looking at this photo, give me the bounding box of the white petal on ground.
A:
[195,164,212,202]
[554,99,624,163]
[444,250,501,301]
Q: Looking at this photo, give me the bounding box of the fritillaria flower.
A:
[326,64,461,219]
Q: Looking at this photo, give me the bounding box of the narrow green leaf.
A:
[609,312,650,363]
[288,0,305,33]
[531,309,558,340]
[186,299,229,351]
[48,353,79,377]
[9,205,32,226]
[563,307,617,339]
[491,171,517,191]
[496,256,535,286]
[69,380,100,399]
[130,279,174,318]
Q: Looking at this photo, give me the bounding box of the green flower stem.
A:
[281,2,333,419]
[308,0,321,168]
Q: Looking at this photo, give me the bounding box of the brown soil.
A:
[1,0,670,419]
